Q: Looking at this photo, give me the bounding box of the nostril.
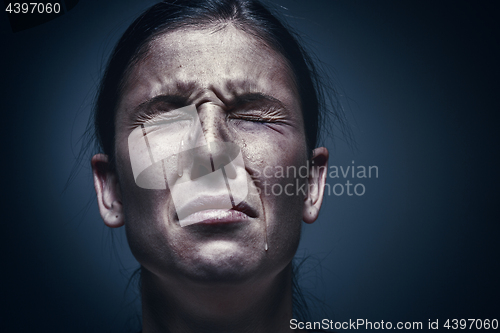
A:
[184,142,242,181]
[223,162,237,179]
[192,163,211,180]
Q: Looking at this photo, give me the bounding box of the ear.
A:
[302,147,329,224]
[91,154,124,228]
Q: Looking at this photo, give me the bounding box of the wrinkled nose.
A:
[180,103,237,180]
[197,102,233,142]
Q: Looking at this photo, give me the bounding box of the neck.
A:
[141,264,295,333]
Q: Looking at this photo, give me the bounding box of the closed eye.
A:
[228,104,288,124]
[129,95,189,125]
[229,114,272,123]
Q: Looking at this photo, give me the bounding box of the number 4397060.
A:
[444,319,498,330]
[6,3,61,14]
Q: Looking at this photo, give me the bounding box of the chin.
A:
[180,240,267,284]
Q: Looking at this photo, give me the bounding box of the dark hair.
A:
[94,0,350,164]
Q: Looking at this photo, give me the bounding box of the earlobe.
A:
[91,154,124,228]
[103,200,124,228]
[302,147,329,224]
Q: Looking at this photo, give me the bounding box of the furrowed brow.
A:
[132,94,189,116]
[129,80,197,114]
[231,93,286,110]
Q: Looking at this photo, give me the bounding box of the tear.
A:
[177,138,184,178]
[261,190,269,252]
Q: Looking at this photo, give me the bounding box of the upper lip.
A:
[175,194,258,221]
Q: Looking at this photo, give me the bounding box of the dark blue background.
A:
[2,1,499,332]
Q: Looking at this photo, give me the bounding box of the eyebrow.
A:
[228,92,286,110]
[131,94,189,117]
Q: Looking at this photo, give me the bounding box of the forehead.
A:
[118,25,298,110]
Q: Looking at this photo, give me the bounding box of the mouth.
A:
[175,195,257,227]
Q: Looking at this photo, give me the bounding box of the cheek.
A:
[113,138,172,259]
[242,131,308,248]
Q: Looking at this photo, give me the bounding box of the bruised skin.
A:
[113,25,309,286]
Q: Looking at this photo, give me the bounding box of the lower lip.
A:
[179,209,249,227]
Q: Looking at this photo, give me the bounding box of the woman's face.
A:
[97,26,326,284]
